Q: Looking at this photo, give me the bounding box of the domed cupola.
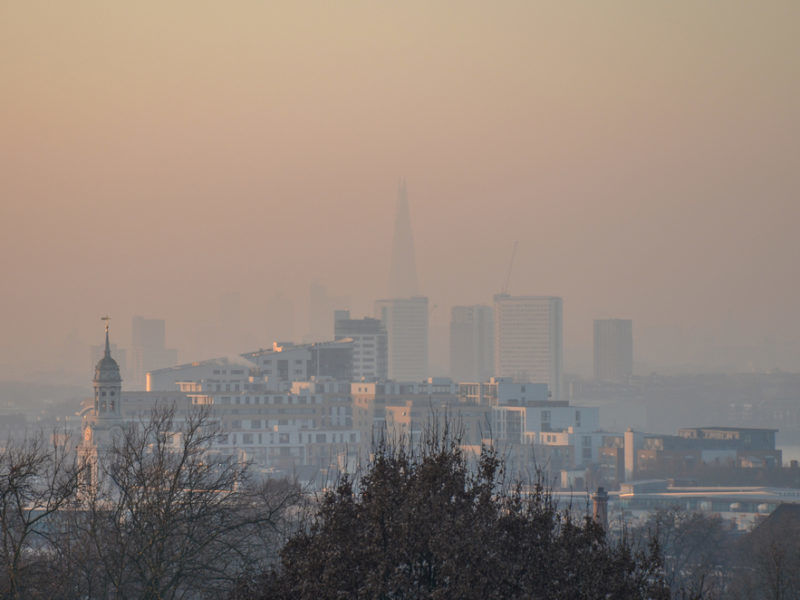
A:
[93,317,122,417]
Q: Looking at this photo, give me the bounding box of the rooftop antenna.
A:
[501,241,518,295]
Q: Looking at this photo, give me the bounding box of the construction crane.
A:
[501,241,518,295]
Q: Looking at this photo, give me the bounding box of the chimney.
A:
[592,487,609,530]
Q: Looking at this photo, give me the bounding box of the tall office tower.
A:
[130,316,178,390]
[449,305,494,382]
[374,297,428,381]
[388,179,419,298]
[334,311,389,381]
[493,295,563,400]
[593,319,633,382]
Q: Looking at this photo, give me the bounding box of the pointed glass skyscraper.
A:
[388,179,419,298]
[378,179,428,381]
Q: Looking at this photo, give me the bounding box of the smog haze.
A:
[2,1,799,382]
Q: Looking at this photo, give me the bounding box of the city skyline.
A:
[3,4,800,596]
[2,2,799,382]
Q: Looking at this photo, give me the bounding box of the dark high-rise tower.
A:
[388,179,419,298]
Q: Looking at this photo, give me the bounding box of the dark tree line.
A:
[5,411,797,599]
[235,430,669,600]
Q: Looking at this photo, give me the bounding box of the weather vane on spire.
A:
[101,315,110,333]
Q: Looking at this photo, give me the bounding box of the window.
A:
[242,434,253,444]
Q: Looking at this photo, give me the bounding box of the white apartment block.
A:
[147,357,256,392]
[491,404,601,467]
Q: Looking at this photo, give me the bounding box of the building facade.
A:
[449,305,494,383]
[241,340,354,383]
[334,311,388,381]
[374,297,429,382]
[493,294,563,400]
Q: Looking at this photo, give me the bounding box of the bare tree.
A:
[0,429,85,599]
[729,504,800,600]
[74,405,299,600]
[642,507,732,599]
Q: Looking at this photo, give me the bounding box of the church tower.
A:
[93,317,122,418]
[81,317,124,491]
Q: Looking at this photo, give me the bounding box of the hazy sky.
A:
[2,1,799,381]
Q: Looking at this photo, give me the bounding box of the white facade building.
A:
[147,356,257,392]
[374,297,429,382]
[493,294,563,400]
[491,404,603,467]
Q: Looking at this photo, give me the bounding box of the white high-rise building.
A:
[374,297,428,382]
[450,305,494,383]
[593,319,633,382]
[493,295,563,400]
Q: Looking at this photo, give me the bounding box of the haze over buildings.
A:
[594,319,634,383]
[388,179,419,299]
[494,295,563,400]
[375,297,429,382]
[1,2,799,382]
[334,311,388,382]
[450,305,494,383]
[129,316,178,390]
